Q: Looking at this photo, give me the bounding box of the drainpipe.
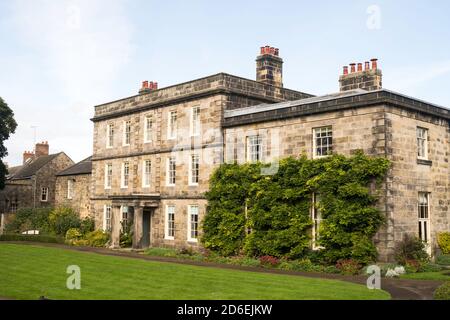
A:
[32,175,36,209]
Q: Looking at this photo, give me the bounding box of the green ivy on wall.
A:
[202,151,390,264]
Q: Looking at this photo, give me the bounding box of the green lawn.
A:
[0,244,390,300]
[400,271,450,281]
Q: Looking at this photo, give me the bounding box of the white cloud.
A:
[3,0,134,165]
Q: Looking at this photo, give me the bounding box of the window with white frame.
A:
[167,157,176,186]
[123,120,131,146]
[121,162,129,188]
[142,160,151,188]
[165,205,175,239]
[121,206,130,232]
[144,115,153,143]
[418,192,430,243]
[189,154,199,185]
[10,201,18,213]
[168,111,177,139]
[105,163,112,189]
[311,193,324,250]
[103,205,112,232]
[41,187,49,202]
[417,127,428,160]
[107,123,114,148]
[246,135,263,162]
[313,126,333,158]
[190,106,200,136]
[67,179,74,199]
[188,205,199,242]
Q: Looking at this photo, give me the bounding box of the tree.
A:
[0,97,18,189]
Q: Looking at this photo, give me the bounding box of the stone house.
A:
[55,157,92,219]
[0,142,74,233]
[91,47,449,261]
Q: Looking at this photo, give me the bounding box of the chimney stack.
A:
[139,80,158,94]
[256,45,283,87]
[339,58,382,92]
[23,151,34,164]
[35,141,49,157]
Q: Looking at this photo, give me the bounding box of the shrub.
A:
[259,255,280,268]
[437,232,450,254]
[436,254,450,266]
[85,230,110,247]
[49,207,81,236]
[394,235,429,265]
[146,247,178,257]
[71,239,90,246]
[418,263,443,273]
[404,259,422,273]
[4,207,53,234]
[335,259,362,275]
[0,234,64,243]
[80,217,95,235]
[433,282,450,300]
[65,228,82,245]
[119,219,133,248]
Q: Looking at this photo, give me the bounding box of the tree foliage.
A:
[0,97,18,189]
[202,151,390,264]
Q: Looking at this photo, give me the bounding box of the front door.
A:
[142,209,151,248]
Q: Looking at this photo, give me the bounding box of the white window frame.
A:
[41,187,49,202]
[190,106,200,137]
[103,205,112,232]
[168,111,177,140]
[142,159,151,188]
[104,163,112,189]
[311,193,324,250]
[67,179,74,199]
[144,115,153,143]
[165,205,175,240]
[106,123,114,148]
[187,205,199,242]
[313,126,333,158]
[189,153,200,186]
[166,156,176,186]
[123,120,131,146]
[10,202,18,213]
[246,135,263,162]
[418,192,431,243]
[417,127,428,160]
[121,162,129,189]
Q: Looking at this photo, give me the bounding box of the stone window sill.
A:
[417,158,432,166]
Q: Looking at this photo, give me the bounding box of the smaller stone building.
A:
[55,157,92,219]
[0,142,74,233]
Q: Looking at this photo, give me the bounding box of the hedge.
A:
[0,234,65,244]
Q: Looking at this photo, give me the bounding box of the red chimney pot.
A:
[142,80,149,89]
[357,63,363,72]
[371,58,378,70]
[365,61,370,70]
[343,66,349,75]
[350,63,356,73]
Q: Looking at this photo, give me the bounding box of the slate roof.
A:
[6,165,24,179]
[56,156,92,176]
[8,153,62,180]
[223,88,450,128]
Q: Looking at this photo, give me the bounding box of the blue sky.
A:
[1,0,450,165]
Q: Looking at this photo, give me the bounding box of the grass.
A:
[400,270,450,281]
[0,243,390,300]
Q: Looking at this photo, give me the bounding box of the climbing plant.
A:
[202,151,390,264]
